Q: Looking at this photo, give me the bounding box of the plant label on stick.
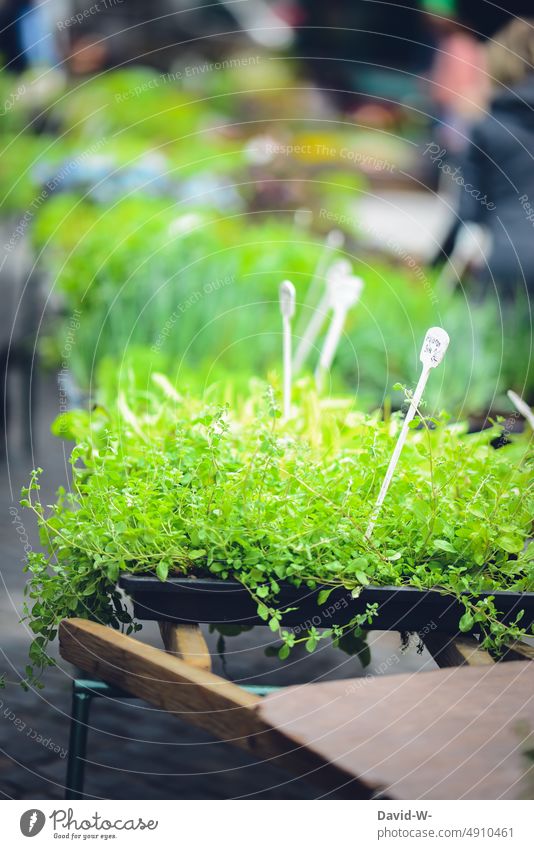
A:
[419,326,450,370]
[364,326,450,540]
[293,257,352,374]
[293,234,345,373]
[315,273,364,392]
[325,229,345,252]
[507,390,534,430]
[280,280,296,421]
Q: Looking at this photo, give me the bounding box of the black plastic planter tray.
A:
[119,575,534,635]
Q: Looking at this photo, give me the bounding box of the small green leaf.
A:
[459,612,474,632]
[433,539,456,554]
[156,562,169,582]
[189,549,206,560]
[318,588,334,605]
[305,635,318,652]
[351,556,369,570]
[257,604,269,621]
[498,535,524,553]
[106,562,119,583]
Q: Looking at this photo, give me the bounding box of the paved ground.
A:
[0,371,434,800]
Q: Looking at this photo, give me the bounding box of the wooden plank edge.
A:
[158,621,212,671]
[59,619,372,799]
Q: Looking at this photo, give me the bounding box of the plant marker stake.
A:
[507,390,534,430]
[294,258,351,373]
[364,327,450,540]
[294,254,349,377]
[280,280,296,420]
[315,273,364,392]
[293,230,345,372]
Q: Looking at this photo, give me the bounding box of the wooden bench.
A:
[59,619,534,800]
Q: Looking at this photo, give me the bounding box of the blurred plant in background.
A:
[0,60,530,420]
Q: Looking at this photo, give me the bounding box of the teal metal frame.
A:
[65,678,282,799]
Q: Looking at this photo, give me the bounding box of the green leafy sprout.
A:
[18,376,534,689]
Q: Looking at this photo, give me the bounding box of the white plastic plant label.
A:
[365,326,450,539]
[420,326,450,369]
[280,280,296,420]
[279,280,296,319]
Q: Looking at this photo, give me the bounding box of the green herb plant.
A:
[18,377,534,688]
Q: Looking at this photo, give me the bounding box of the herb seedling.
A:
[280,280,296,420]
[365,326,450,538]
[19,375,534,688]
[508,390,534,431]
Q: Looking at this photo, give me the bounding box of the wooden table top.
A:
[259,661,534,799]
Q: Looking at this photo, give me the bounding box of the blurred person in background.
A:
[456,0,534,41]
[0,0,29,71]
[423,0,534,154]
[424,0,489,155]
[454,18,534,298]
[296,0,433,113]
[0,0,67,70]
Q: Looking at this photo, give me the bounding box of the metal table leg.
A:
[65,678,131,800]
[65,677,281,799]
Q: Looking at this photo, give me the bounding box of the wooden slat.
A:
[60,619,258,737]
[59,619,367,798]
[421,631,495,667]
[159,622,212,671]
